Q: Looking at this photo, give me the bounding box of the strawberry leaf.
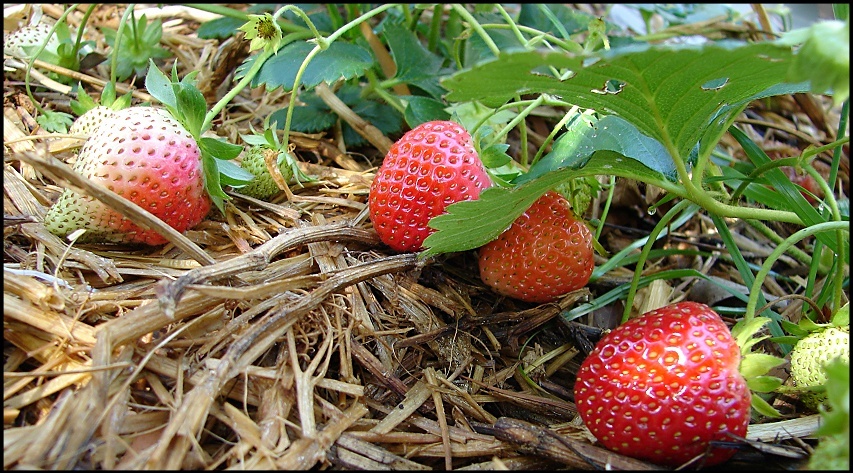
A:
[383,21,447,99]
[421,149,678,257]
[216,159,255,186]
[173,82,207,137]
[252,40,373,91]
[144,59,177,109]
[200,137,242,161]
[443,41,798,159]
[751,393,782,418]
[518,112,681,184]
[403,96,451,128]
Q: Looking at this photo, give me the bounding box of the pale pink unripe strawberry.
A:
[45,107,211,245]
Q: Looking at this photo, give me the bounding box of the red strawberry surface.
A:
[478,190,593,303]
[368,120,492,252]
[574,301,751,468]
[44,106,211,245]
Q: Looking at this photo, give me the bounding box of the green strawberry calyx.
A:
[730,316,787,418]
[144,59,252,213]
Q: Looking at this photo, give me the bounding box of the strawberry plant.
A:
[4,4,849,470]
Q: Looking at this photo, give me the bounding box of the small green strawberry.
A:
[44,106,211,245]
[237,118,314,201]
[789,325,850,410]
[238,145,293,200]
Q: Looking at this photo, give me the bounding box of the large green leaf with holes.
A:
[442,40,797,159]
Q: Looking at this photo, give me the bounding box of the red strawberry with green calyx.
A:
[478,190,594,303]
[44,106,211,245]
[369,120,493,252]
[574,302,752,468]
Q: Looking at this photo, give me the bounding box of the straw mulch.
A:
[3,4,843,470]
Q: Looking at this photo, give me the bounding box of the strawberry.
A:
[44,106,211,245]
[789,325,849,410]
[3,22,60,60]
[478,190,593,303]
[69,106,116,138]
[368,120,492,252]
[574,301,752,467]
[238,145,292,200]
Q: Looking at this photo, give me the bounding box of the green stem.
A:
[185,4,307,33]
[427,4,444,52]
[273,5,327,49]
[110,5,135,86]
[622,200,699,323]
[744,221,849,323]
[478,23,583,53]
[802,165,847,314]
[450,4,500,57]
[530,106,581,165]
[493,5,528,46]
[24,4,80,117]
[201,49,271,132]
[280,3,398,148]
[827,99,849,192]
[595,175,616,241]
[744,219,822,271]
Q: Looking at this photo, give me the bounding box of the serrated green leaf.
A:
[36,110,74,133]
[747,375,784,393]
[145,59,176,109]
[517,113,680,184]
[731,316,772,349]
[173,82,207,137]
[273,105,338,133]
[403,95,451,127]
[421,149,679,257]
[443,41,798,159]
[740,353,786,379]
[831,302,849,327]
[342,99,402,147]
[480,143,511,168]
[252,40,373,91]
[240,134,271,147]
[70,84,97,115]
[197,16,245,39]
[383,21,447,99]
[200,137,242,161]
[201,150,228,214]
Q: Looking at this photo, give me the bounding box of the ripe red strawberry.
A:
[574,301,751,467]
[368,120,492,252]
[478,190,593,303]
[44,106,211,245]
